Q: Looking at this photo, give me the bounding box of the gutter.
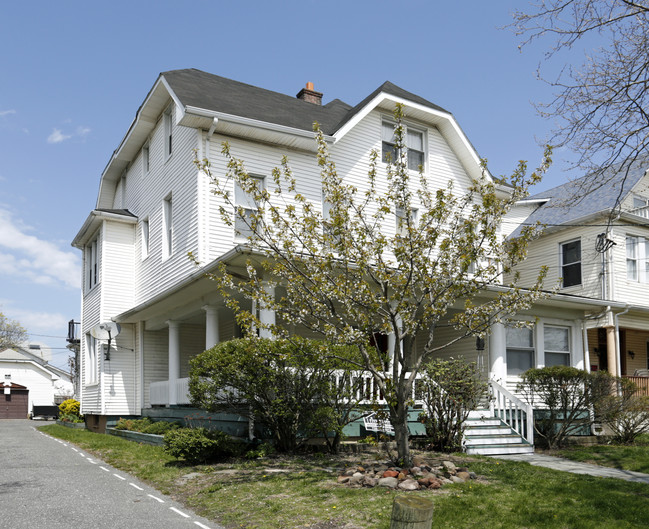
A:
[184,106,335,144]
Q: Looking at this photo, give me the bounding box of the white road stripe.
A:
[129,483,143,491]
[113,474,126,480]
[100,467,110,472]
[71,448,79,452]
[148,494,164,503]
[170,507,190,518]
[194,522,211,528]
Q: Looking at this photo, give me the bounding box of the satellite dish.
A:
[90,322,121,340]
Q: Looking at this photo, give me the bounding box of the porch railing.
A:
[149,371,425,407]
[489,379,534,446]
[622,375,649,397]
[630,205,649,219]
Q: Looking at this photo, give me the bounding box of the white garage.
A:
[0,346,73,418]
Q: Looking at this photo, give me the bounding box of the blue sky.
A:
[0,1,591,371]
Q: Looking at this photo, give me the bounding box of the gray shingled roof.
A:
[509,162,648,238]
[161,69,450,135]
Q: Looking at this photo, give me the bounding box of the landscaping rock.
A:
[442,461,457,473]
[398,479,420,491]
[451,476,465,484]
[456,471,470,481]
[382,470,399,478]
[378,477,399,488]
[362,477,378,487]
[337,475,350,484]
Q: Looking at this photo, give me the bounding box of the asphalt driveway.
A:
[0,420,220,529]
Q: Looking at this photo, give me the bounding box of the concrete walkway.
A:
[495,452,649,484]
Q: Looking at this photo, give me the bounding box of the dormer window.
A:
[382,121,425,171]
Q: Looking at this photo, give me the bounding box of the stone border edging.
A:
[106,428,165,446]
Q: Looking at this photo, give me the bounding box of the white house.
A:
[508,163,649,395]
[71,69,614,451]
[0,346,73,419]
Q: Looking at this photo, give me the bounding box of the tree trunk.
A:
[391,398,411,467]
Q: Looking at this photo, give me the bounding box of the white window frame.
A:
[626,234,649,283]
[559,238,581,288]
[142,142,150,175]
[395,206,418,237]
[141,218,150,260]
[505,325,535,376]
[85,334,98,386]
[162,195,173,259]
[86,235,99,292]
[234,175,265,239]
[544,325,572,367]
[163,105,173,159]
[381,120,426,171]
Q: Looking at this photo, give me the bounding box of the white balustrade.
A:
[489,379,534,445]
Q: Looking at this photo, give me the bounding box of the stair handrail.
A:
[489,379,534,446]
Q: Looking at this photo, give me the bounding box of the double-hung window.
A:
[141,219,150,260]
[626,235,649,282]
[142,142,150,174]
[544,325,571,367]
[85,334,98,385]
[560,239,581,287]
[395,206,418,236]
[506,325,534,376]
[163,196,173,258]
[86,236,99,291]
[234,176,264,239]
[382,121,425,171]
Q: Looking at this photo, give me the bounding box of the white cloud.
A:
[47,125,91,144]
[9,308,69,333]
[47,128,72,144]
[0,109,16,117]
[0,207,80,288]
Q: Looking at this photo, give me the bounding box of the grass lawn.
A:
[40,425,649,529]
[553,434,649,474]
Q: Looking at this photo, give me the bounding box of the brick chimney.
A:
[296,81,323,105]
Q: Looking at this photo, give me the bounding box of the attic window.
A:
[164,106,173,158]
[381,121,425,171]
[28,344,41,350]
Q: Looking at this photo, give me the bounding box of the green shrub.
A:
[59,399,81,418]
[163,427,241,463]
[594,375,649,444]
[189,337,363,453]
[518,365,603,449]
[418,358,487,452]
[141,421,180,435]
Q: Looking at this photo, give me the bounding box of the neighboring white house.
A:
[508,162,649,396]
[0,346,73,419]
[71,69,617,452]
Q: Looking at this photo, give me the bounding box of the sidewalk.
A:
[494,452,649,484]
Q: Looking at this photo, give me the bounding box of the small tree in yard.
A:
[189,337,364,453]
[193,105,550,466]
[418,358,487,452]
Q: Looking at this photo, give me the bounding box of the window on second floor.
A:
[395,206,418,237]
[381,121,425,171]
[163,196,173,258]
[142,142,150,175]
[626,235,649,282]
[86,236,99,291]
[560,239,581,288]
[234,176,264,239]
[141,219,150,260]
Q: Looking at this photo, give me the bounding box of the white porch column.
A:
[258,283,276,339]
[489,322,507,381]
[203,305,220,349]
[167,320,180,406]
